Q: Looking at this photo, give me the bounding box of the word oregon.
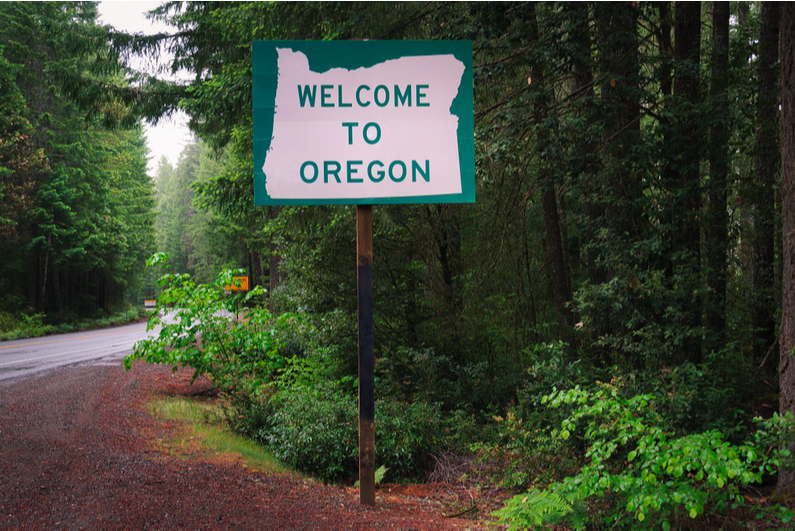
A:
[299,160,431,184]
[298,84,430,108]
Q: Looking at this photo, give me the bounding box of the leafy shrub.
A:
[0,307,146,341]
[468,341,597,490]
[125,254,296,392]
[518,340,597,431]
[0,312,49,340]
[258,382,442,482]
[377,345,524,417]
[495,382,785,530]
[261,384,358,482]
[129,254,443,483]
[609,345,758,441]
[472,411,574,490]
[373,397,442,477]
[0,311,18,333]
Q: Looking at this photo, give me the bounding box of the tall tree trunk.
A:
[530,2,575,348]
[674,0,702,274]
[662,1,702,364]
[659,2,673,99]
[542,185,575,346]
[35,249,48,313]
[565,1,604,286]
[776,0,795,500]
[754,2,781,362]
[706,2,730,349]
[592,2,641,362]
[52,261,61,314]
[596,2,641,240]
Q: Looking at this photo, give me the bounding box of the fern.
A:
[374,464,389,485]
[354,465,389,487]
[494,488,587,531]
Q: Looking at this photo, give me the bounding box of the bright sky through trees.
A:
[97,1,191,174]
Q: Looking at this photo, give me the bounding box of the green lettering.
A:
[394,85,411,107]
[416,84,429,107]
[338,85,352,107]
[342,122,358,145]
[374,85,389,107]
[321,85,334,107]
[300,161,318,183]
[347,161,363,183]
[324,161,341,183]
[363,122,381,145]
[356,85,371,107]
[412,160,430,182]
[297,85,317,107]
[368,160,385,182]
[389,160,407,182]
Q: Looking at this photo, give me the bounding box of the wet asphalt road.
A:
[0,321,152,382]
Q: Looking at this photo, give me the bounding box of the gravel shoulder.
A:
[0,359,487,530]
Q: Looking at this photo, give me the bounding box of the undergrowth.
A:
[128,256,442,483]
[0,307,147,341]
[127,258,795,530]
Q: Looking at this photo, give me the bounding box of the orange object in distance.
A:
[225,276,249,291]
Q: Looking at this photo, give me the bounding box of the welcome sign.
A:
[253,41,474,205]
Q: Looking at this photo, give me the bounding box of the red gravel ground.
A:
[0,360,490,530]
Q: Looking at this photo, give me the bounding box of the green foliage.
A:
[495,383,783,529]
[0,312,48,340]
[129,254,442,483]
[0,2,156,319]
[261,383,357,482]
[250,340,443,482]
[472,411,571,491]
[376,345,525,418]
[640,347,755,439]
[754,412,795,475]
[257,384,441,483]
[494,489,588,531]
[126,253,291,392]
[374,464,389,485]
[374,397,442,477]
[0,307,147,341]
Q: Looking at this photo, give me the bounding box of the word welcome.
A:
[298,84,430,108]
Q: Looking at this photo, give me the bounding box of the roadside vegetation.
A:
[5,2,795,529]
[147,394,285,475]
[128,253,795,529]
[0,307,148,341]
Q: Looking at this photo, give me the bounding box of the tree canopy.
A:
[0,2,156,316]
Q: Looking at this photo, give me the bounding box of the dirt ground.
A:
[0,359,495,530]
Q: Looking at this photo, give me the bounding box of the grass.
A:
[146,395,286,474]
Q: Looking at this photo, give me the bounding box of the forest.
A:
[0,2,155,328]
[3,2,795,528]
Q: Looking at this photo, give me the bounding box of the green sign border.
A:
[252,40,474,206]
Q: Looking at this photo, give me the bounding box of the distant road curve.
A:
[0,321,154,382]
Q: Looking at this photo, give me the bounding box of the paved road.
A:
[0,321,153,382]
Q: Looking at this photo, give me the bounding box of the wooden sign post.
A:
[357,204,375,505]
